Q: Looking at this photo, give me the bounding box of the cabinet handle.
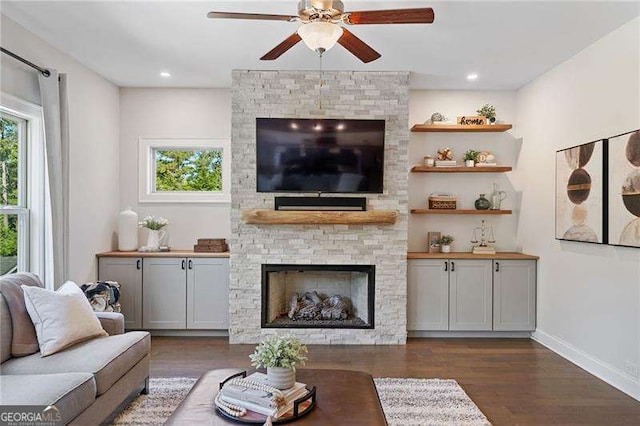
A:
[451,261,455,272]
[188,260,193,270]
[136,259,141,270]
[495,262,500,272]
[181,260,186,270]
[444,261,448,272]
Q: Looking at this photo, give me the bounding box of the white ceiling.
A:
[2,1,639,89]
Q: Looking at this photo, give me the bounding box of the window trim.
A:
[1,93,46,281]
[138,138,231,204]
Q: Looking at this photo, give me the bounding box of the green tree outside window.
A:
[155,149,223,192]
[0,117,19,266]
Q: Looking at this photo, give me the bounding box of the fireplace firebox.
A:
[261,264,375,329]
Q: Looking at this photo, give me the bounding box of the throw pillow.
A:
[0,272,42,356]
[22,281,108,356]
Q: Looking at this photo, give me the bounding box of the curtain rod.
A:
[1,47,50,77]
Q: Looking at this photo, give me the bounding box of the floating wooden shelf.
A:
[242,209,398,225]
[96,250,229,258]
[411,124,512,133]
[411,209,512,215]
[411,166,512,173]
[407,252,538,260]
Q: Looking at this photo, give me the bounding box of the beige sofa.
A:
[0,273,150,425]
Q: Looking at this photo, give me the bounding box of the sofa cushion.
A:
[0,373,96,424]
[22,281,108,356]
[1,296,12,363]
[1,331,149,396]
[0,272,43,357]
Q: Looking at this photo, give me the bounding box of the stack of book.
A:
[435,160,458,167]
[193,238,228,253]
[475,162,498,167]
[219,373,308,419]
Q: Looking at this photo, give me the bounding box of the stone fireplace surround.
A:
[230,70,409,344]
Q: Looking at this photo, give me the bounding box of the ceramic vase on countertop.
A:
[146,229,166,250]
[118,207,138,251]
[441,245,451,253]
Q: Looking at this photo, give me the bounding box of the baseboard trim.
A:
[531,329,640,401]
[146,330,229,337]
[408,331,531,338]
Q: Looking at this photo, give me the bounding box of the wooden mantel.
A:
[241,209,399,225]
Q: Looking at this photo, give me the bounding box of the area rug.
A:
[112,377,491,425]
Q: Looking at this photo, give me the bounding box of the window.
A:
[139,138,230,203]
[1,112,28,275]
[1,93,46,282]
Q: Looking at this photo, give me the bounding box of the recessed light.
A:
[160,71,171,78]
[290,122,299,130]
[336,123,345,131]
[314,124,323,131]
[467,73,478,81]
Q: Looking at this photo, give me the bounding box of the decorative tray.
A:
[215,371,317,424]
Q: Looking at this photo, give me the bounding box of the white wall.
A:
[1,15,120,284]
[515,17,640,399]
[408,91,519,252]
[119,88,231,249]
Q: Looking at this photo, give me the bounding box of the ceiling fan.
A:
[207,0,435,63]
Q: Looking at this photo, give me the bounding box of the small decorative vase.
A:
[475,194,491,210]
[441,245,451,253]
[489,117,496,124]
[267,367,295,390]
[465,160,475,167]
[146,229,166,249]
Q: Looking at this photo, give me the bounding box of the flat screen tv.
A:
[256,118,385,193]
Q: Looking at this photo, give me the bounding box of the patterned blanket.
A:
[81,281,121,313]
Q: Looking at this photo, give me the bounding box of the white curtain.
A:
[39,70,69,288]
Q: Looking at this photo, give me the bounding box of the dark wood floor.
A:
[150,337,640,425]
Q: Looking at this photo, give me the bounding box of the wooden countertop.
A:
[96,250,230,258]
[407,252,539,260]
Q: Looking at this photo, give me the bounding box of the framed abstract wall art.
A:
[607,129,640,248]
[555,140,606,244]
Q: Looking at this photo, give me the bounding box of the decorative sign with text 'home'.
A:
[457,116,487,125]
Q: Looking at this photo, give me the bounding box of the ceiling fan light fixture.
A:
[298,22,344,53]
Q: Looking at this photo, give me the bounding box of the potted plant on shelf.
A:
[139,215,169,249]
[440,235,454,253]
[250,334,308,389]
[476,104,497,124]
[463,150,479,167]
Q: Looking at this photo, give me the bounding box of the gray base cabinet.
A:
[98,257,142,329]
[143,258,187,329]
[98,255,229,330]
[493,260,536,331]
[187,258,229,329]
[408,259,449,330]
[449,260,493,331]
[407,258,537,332]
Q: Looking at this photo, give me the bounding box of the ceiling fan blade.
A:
[260,33,302,60]
[344,8,435,25]
[207,12,298,22]
[337,29,381,63]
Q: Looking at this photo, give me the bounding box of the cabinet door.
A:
[142,257,186,329]
[98,257,142,329]
[493,260,536,331]
[186,258,230,329]
[407,259,449,330]
[449,259,493,331]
